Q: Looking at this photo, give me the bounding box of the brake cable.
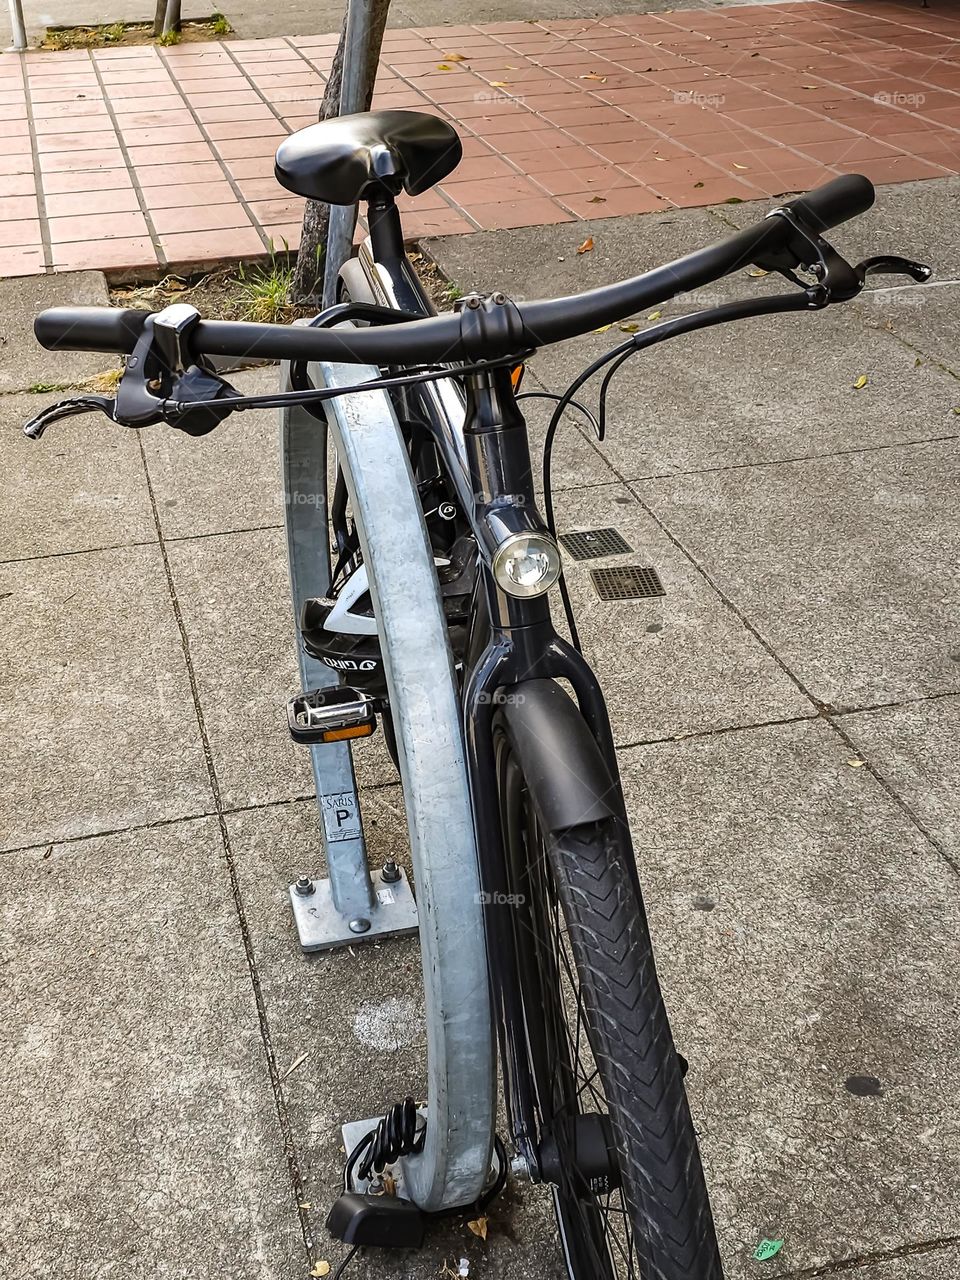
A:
[539,285,828,649]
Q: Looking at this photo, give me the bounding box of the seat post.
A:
[366,192,406,264]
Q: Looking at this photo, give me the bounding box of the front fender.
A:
[499,678,617,832]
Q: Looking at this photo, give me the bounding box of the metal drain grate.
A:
[590,565,666,601]
[559,527,633,561]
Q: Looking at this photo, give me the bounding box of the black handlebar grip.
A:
[782,174,875,234]
[34,306,149,353]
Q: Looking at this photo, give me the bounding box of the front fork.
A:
[459,365,627,1178]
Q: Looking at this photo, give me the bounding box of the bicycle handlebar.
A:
[34,175,876,368]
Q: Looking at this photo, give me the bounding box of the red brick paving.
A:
[0,0,959,277]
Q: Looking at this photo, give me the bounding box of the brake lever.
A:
[854,255,933,286]
[23,394,117,440]
[116,303,240,434]
[760,206,933,304]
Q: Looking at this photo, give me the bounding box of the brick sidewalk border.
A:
[0,0,958,279]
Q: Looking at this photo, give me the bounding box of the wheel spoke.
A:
[504,773,637,1279]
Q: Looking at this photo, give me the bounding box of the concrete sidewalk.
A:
[1,0,959,278]
[2,176,959,1278]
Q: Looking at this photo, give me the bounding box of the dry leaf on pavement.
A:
[281,1052,309,1079]
[577,236,595,254]
[853,374,868,389]
[467,1216,488,1240]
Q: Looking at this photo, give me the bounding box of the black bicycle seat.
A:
[275,109,462,205]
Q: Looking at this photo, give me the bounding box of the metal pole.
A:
[8,0,27,51]
[321,0,374,308]
[162,0,180,37]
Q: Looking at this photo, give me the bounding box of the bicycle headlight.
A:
[492,532,562,598]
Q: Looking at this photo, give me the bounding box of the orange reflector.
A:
[320,724,375,743]
[510,363,525,391]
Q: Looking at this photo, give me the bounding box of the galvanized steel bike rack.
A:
[279,341,496,1210]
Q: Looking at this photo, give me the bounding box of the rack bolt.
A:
[294,876,315,897]
[381,859,402,884]
[349,916,371,934]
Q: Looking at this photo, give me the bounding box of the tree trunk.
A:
[291,0,392,305]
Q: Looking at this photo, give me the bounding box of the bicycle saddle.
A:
[274,109,462,205]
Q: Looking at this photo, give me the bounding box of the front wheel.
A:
[496,700,723,1279]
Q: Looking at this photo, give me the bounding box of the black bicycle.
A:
[25,110,930,1280]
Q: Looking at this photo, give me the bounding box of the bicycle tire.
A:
[495,704,723,1280]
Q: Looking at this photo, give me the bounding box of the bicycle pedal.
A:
[326,1191,425,1249]
[287,686,377,745]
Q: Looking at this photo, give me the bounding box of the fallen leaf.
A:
[847,759,866,768]
[579,72,607,81]
[298,1202,312,1209]
[281,1051,308,1079]
[309,1263,330,1278]
[618,321,640,333]
[592,324,612,333]
[748,268,769,277]
[436,62,453,70]
[801,83,818,89]
[587,195,606,203]
[489,80,508,87]
[467,1217,488,1240]
[577,236,594,254]
[853,374,868,390]
[753,1239,784,1262]
[732,162,749,170]
[444,52,467,61]
[693,181,705,189]
[647,310,662,321]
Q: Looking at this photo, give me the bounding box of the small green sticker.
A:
[753,1239,784,1261]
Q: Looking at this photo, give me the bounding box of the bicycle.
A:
[24,108,931,1280]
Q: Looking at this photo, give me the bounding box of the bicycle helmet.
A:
[300,563,386,697]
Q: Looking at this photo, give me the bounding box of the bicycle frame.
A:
[349,193,632,1180]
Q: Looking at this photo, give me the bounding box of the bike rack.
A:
[280,355,418,949]
[280,343,496,1210]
